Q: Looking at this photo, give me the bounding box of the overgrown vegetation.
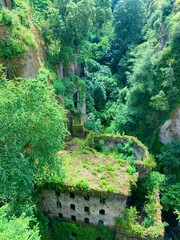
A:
[116,172,166,239]
[0,65,67,236]
[0,0,179,239]
[0,3,37,59]
[51,138,136,196]
[50,219,115,240]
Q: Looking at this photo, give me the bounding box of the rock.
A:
[2,0,12,10]
[159,107,180,144]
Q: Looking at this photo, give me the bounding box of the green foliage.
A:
[117,172,166,238]
[53,78,65,95]
[126,166,135,175]
[0,1,179,238]
[1,8,13,26]
[95,139,105,151]
[0,75,67,214]
[94,81,106,111]
[117,205,165,238]
[111,0,180,148]
[106,185,115,193]
[117,140,134,158]
[150,90,169,111]
[158,142,180,212]
[144,171,166,194]
[50,219,115,240]
[75,179,89,191]
[161,183,180,211]
[0,205,40,240]
[108,0,145,76]
[85,113,101,132]
[143,154,156,170]
[99,180,108,187]
[0,6,37,59]
[158,141,180,182]
[97,165,105,173]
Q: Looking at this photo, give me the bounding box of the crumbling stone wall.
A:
[40,190,127,228]
[92,135,148,160]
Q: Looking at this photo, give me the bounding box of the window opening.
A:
[58,213,63,219]
[70,192,75,198]
[84,218,89,224]
[71,215,76,221]
[98,220,104,225]
[99,209,105,215]
[57,201,62,208]
[84,195,90,201]
[70,204,76,210]
[55,190,60,196]
[84,206,89,213]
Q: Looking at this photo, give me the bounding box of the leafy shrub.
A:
[117,140,135,158]
[50,219,115,240]
[76,179,89,190]
[97,165,104,173]
[53,79,65,95]
[0,37,28,59]
[83,163,91,169]
[85,113,101,132]
[1,8,13,26]
[107,164,116,171]
[99,180,108,187]
[92,169,97,175]
[100,174,106,180]
[107,185,115,192]
[126,166,135,175]
[95,139,105,151]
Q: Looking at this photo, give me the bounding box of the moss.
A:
[72,124,85,138]
[143,154,156,170]
[116,205,165,239]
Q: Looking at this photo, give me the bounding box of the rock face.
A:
[56,61,82,80]
[0,22,45,79]
[159,107,180,144]
[2,0,12,10]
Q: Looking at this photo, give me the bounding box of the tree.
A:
[109,0,145,77]
[94,0,112,29]
[55,0,96,48]
[0,69,67,214]
[161,183,180,211]
[158,142,180,182]
[93,81,106,111]
[158,142,180,212]
[0,205,40,240]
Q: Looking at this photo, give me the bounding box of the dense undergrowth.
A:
[0,0,179,239]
